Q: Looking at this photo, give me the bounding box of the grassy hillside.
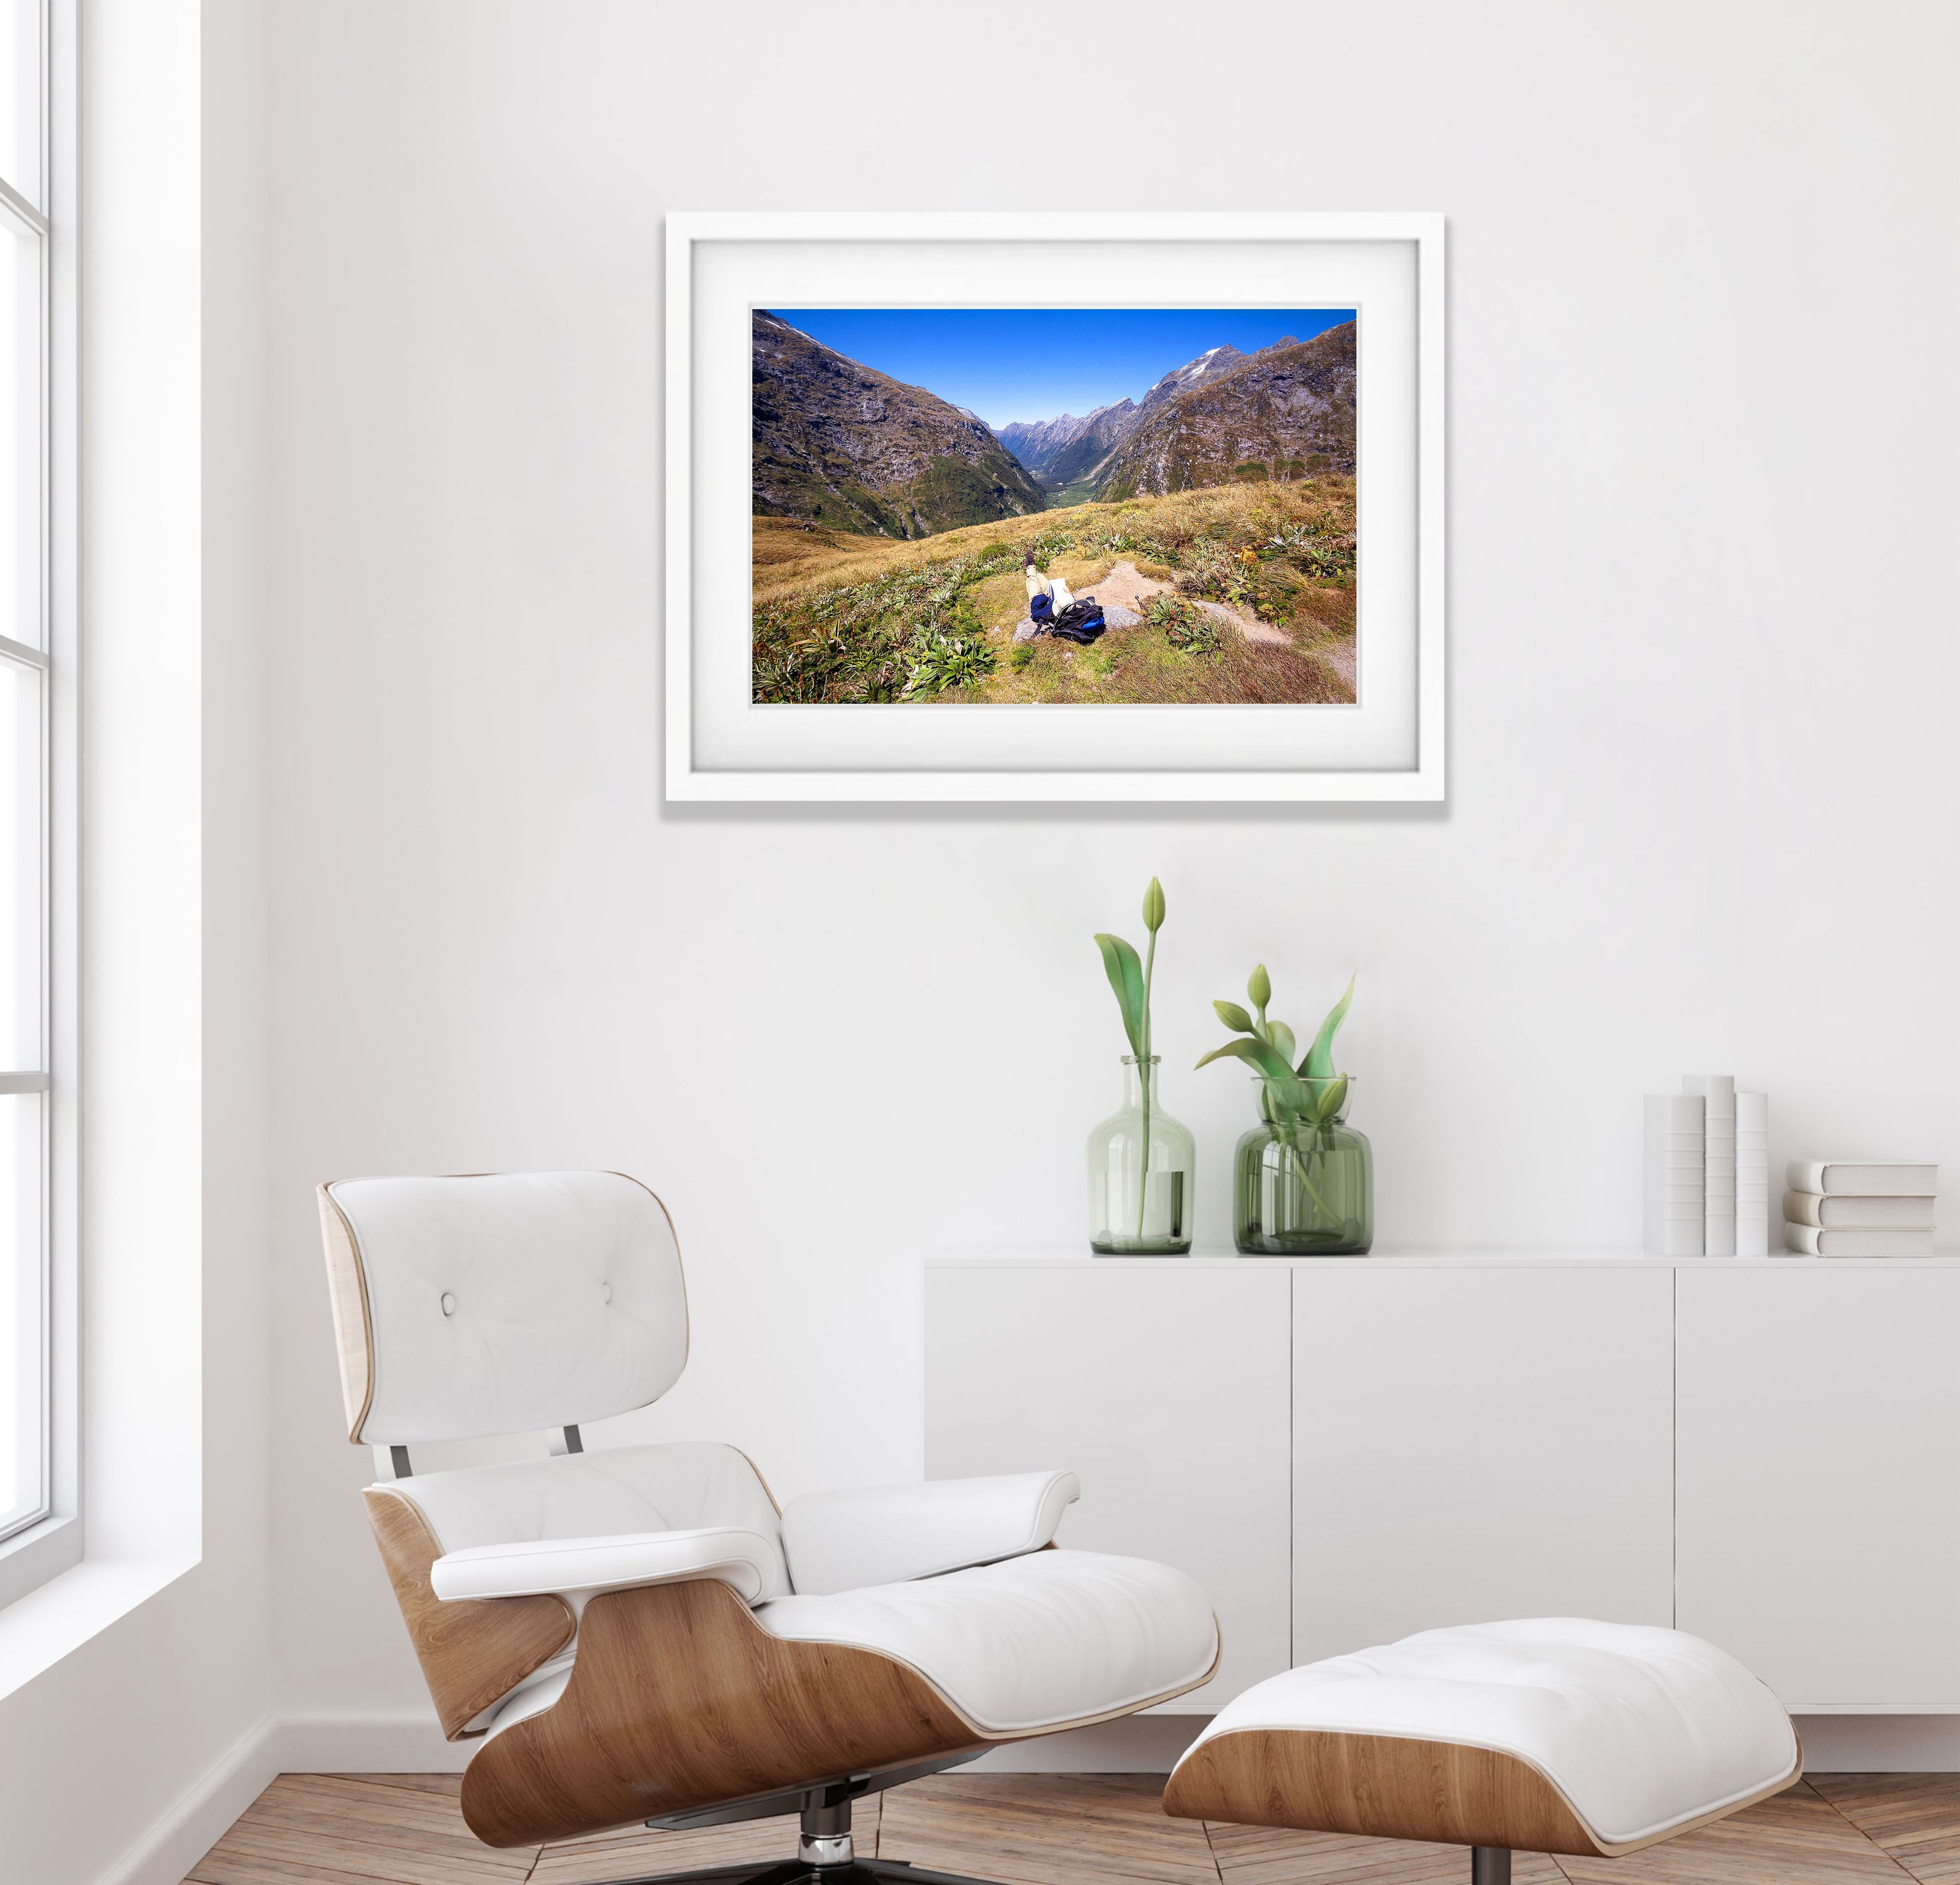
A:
[752,451,1045,540]
[752,479,1356,706]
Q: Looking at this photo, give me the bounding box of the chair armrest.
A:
[780,1470,1081,1597]
[430,1526,782,1605]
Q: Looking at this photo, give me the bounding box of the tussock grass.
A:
[751,480,1356,706]
[959,623,1347,707]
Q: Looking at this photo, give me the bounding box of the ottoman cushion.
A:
[1164,1619,1800,1857]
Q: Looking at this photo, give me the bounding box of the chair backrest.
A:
[319,1170,689,1445]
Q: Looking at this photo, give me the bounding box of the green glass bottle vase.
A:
[1087,1056,1195,1255]
[1234,1075,1373,1255]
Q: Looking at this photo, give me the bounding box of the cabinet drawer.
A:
[1677,1264,1960,1709]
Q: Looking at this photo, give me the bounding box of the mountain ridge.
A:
[1096,324,1356,500]
[751,310,1046,536]
[992,334,1341,501]
[752,318,1354,530]
[997,399,1143,495]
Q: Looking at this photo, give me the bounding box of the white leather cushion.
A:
[754,1547,1217,1735]
[781,1471,1080,1596]
[1176,1619,1799,1850]
[330,1171,687,1444]
[432,1526,783,1605]
[394,1441,790,1599]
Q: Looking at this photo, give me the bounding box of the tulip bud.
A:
[1142,877,1166,932]
[1213,1000,1255,1033]
[1248,963,1271,1010]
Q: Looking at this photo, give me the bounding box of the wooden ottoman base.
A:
[1161,1620,1804,1880]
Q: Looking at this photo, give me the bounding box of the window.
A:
[0,0,58,1563]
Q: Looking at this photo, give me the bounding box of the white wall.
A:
[258,0,1958,1759]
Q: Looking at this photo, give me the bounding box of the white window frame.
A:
[0,0,77,1608]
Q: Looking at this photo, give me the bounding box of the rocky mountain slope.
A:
[1133,343,1252,420]
[994,410,1092,471]
[1032,400,1141,492]
[1095,323,1356,500]
[993,338,1339,501]
[752,311,1047,537]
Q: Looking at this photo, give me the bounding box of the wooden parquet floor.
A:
[182,1772,1960,1885]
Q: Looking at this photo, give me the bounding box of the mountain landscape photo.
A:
[751,307,1358,706]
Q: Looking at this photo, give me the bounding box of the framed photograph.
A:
[665,213,1444,802]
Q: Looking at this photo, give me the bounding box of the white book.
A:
[1787,1159,1938,1197]
[1784,1191,1935,1230]
[1645,1094,1704,1256]
[1686,1077,1736,1256]
[1784,1222,1935,1258]
[1735,1092,1770,1257]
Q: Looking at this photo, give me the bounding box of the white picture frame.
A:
[665,212,1445,803]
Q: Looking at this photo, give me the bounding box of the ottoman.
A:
[1163,1619,1801,1884]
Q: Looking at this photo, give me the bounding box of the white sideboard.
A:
[923,1254,1960,1716]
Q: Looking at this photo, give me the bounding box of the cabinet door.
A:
[925,1262,1293,1709]
[1293,1265,1676,1664]
[1676,1265,1960,1708]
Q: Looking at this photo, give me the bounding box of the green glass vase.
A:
[1087,1056,1195,1255]
[1234,1076,1373,1255]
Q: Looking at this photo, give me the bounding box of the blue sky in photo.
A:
[768,308,1356,428]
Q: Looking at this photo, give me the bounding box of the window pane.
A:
[0,221,37,651]
[0,654,36,1074]
[0,1,39,208]
[0,1090,44,1534]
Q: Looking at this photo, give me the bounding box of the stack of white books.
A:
[1783,1161,1938,1257]
[1687,1076,1736,1255]
[1645,1078,1771,1257]
[1736,1091,1770,1256]
[1642,1093,1704,1257]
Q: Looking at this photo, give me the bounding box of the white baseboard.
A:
[272,1707,1201,1777]
[1793,1713,1960,1771]
[966,1713,1207,1772]
[92,1714,279,1885]
[273,1709,469,1774]
[89,1704,1960,1885]
[971,1712,1960,1776]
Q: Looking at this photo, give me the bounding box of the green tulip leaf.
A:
[1142,877,1166,933]
[1196,1034,1296,1082]
[1093,932,1147,1060]
[1213,999,1255,1034]
[1245,1039,1298,1081]
[1267,1021,1297,1066]
[1302,973,1356,1080]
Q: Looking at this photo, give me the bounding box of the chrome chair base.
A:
[595,1760,1006,1885]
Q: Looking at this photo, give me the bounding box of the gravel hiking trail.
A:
[1023,560,1358,696]
[1098,561,1297,653]
[1301,629,1357,693]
